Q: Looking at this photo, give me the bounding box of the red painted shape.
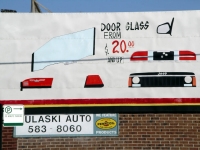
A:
[179,50,196,60]
[193,77,196,87]
[21,78,53,88]
[130,51,148,61]
[85,75,104,87]
[1,98,200,105]
[128,77,132,87]
[84,75,104,88]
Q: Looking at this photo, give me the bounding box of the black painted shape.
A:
[20,86,52,91]
[157,17,174,36]
[20,82,23,91]
[93,27,96,55]
[31,53,34,72]
[25,106,200,114]
[153,51,174,60]
[139,76,186,87]
[84,84,104,88]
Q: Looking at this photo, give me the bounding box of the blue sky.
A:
[0,0,200,13]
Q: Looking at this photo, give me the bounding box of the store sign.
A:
[14,114,118,137]
[3,105,24,127]
[1,11,200,108]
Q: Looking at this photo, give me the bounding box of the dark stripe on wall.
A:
[93,27,95,55]
[25,106,200,114]
[1,98,200,105]
[31,53,34,72]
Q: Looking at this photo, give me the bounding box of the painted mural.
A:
[0,11,200,107]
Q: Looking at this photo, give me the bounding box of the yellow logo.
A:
[96,118,116,130]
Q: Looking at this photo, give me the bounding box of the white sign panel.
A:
[14,114,118,137]
[1,11,200,106]
[15,114,93,136]
[3,105,24,126]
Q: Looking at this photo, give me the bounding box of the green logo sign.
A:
[5,106,12,114]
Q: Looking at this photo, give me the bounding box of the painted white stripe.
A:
[184,84,192,87]
[132,84,141,87]
[174,50,179,60]
[148,50,153,61]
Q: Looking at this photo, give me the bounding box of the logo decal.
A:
[96,118,117,130]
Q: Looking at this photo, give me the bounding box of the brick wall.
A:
[3,113,200,150]
[2,127,17,150]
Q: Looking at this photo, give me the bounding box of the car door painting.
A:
[31,28,96,72]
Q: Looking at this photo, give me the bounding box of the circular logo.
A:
[5,106,12,114]
[96,118,116,130]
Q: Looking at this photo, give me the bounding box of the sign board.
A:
[14,114,118,137]
[3,105,24,126]
[0,11,200,108]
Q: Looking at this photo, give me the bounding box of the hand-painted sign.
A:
[13,114,118,137]
[0,11,200,108]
